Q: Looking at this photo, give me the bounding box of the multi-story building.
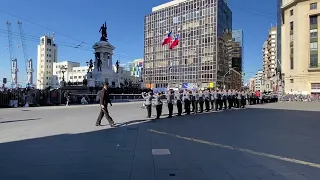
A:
[249,77,256,91]
[262,26,277,92]
[281,0,319,94]
[130,59,144,79]
[255,70,263,91]
[144,0,232,89]
[51,61,87,88]
[36,35,57,89]
[277,0,282,75]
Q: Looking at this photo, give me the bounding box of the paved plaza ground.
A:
[1,101,320,180]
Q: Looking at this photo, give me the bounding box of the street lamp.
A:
[60,65,68,81]
[59,65,67,87]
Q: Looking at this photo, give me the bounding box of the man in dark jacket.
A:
[96,83,115,127]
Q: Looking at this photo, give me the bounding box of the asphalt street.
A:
[0,101,320,180]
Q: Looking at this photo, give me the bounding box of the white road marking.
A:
[148,129,320,169]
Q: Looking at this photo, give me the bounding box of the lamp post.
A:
[59,65,67,87]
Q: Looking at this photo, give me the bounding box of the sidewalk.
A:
[0,102,319,179]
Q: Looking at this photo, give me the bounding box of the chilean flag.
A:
[162,31,172,46]
[170,34,179,50]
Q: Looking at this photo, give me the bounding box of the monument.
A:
[87,22,120,87]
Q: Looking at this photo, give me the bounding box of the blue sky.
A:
[0,0,277,85]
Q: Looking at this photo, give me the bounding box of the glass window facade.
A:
[143,0,232,89]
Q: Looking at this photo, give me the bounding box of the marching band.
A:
[141,89,277,119]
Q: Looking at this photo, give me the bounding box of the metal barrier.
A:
[0,91,144,108]
[279,94,320,102]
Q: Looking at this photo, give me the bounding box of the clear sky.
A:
[0,0,277,85]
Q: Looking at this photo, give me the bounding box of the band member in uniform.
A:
[184,90,191,115]
[193,91,199,114]
[237,90,241,108]
[199,90,205,113]
[154,92,164,119]
[210,90,215,110]
[190,91,196,113]
[167,90,174,118]
[222,90,227,109]
[218,90,223,110]
[204,89,210,112]
[176,90,183,116]
[241,90,246,108]
[96,83,115,127]
[232,89,237,108]
[214,89,219,111]
[227,89,232,109]
[142,90,153,118]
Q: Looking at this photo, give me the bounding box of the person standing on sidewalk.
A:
[142,90,153,118]
[154,92,164,119]
[175,90,183,116]
[96,83,115,127]
[167,90,174,118]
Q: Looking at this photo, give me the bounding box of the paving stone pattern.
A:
[0,102,320,179]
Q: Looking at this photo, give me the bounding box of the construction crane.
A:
[18,21,33,87]
[6,21,18,87]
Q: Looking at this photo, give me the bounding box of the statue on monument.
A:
[86,59,94,72]
[99,22,108,41]
[95,52,102,71]
[115,60,120,73]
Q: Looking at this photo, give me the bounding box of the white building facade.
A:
[36,35,58,89]
[51,61,88,88]
[262,27,278,92]
[255,70,263,91]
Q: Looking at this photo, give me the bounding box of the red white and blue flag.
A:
[162,31,172,46]
[170,34,179,50]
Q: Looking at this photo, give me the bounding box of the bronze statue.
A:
[87,59,93,72]
[99,22,108,41]
[95,52,102,71]
[115,60,120,73]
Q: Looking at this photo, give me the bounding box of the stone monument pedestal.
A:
[86,40,120,87]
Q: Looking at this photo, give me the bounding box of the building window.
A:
[290,22,293,30]
[290,79,294,83]
[310,54,318,68]
[290,9,293,16]
[310,3,317,10]
[290,58,294,69]
[310,16,318,25]
[310,29,318,38]
[310,42,318,50]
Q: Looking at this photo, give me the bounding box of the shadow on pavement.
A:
[1,107,320,180]
[0,118,42,124]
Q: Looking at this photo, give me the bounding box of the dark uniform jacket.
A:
[100,88,112,106]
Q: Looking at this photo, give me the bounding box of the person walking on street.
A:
[96,83,115,127]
